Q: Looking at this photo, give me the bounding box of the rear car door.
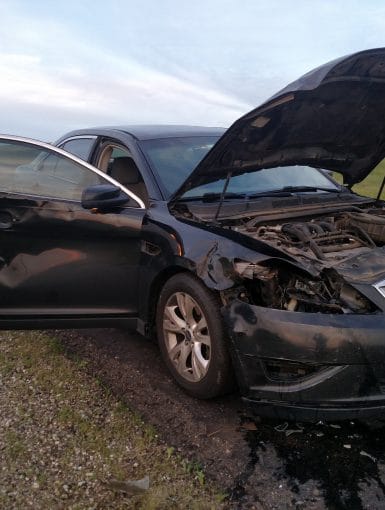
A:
[0,136,145,327]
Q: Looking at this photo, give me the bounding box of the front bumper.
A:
[224,300,385,421]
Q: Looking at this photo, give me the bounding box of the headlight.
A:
[234,260,377,313]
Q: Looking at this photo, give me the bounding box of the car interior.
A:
[97,145,149,205]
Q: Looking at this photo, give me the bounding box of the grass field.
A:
[339,158,385,199]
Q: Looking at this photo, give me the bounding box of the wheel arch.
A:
[143,266,193,337]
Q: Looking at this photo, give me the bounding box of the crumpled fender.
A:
[191,238,316,291]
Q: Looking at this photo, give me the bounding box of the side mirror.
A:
[81,184,129,211]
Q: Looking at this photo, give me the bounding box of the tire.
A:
[156,272,234,398]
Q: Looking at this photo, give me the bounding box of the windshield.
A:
[183,165,341,198]
[140,136,220,197]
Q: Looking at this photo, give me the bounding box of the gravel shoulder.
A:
[0,331,224,509]
[3,327,385,509]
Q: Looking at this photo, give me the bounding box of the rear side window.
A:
[60,137,96,161]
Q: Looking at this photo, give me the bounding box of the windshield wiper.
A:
[181,192,246,202]
[246,190,294,198]
[182,186,342,202]
[279,185,343,193]
[246,185,343,198]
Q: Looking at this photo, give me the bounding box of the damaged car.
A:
[1,48,385,420]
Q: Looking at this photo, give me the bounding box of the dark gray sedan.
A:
[1,48,385,420]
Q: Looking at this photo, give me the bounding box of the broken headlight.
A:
[233,261,376,314]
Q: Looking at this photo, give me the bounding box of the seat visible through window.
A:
[108,157,148,205]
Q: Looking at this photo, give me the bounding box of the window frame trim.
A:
[59,135,98,143]
[0,135,146,209]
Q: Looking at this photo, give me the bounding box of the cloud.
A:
[2,0,385,140]
[0,4,251,140]
[0,48,251,141]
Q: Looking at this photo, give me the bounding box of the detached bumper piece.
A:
[225,300,385,421]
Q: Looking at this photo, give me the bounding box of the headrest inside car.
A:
[109,157,141,185]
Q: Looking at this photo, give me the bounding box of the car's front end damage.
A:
[217,205,385,421]
[167,47,385,420]
[228,303,385,421]
[168,195,385,420]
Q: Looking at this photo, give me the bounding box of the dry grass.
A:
[335,158,385,199]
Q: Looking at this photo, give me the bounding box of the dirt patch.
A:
[57,328,385,509]
[56,329,248,488]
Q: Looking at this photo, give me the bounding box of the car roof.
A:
[61,125,226,141]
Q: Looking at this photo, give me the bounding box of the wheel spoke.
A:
[164,305,187,331]
[176,293,187,320]
[163,317,183,333]
[168,340,192,374]
[191,343,209,380]
[168,341,183,360]
[194,316,209,343]
[184,294,197,325]
[176,342,192,374]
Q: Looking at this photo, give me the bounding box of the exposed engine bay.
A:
[226,207,385,315]
[237,209,385,264]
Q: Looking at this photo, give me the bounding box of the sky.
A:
[1,0,385,141]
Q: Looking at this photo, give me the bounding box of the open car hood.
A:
[170,48,385,201]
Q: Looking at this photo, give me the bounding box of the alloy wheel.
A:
[162,292,211,382]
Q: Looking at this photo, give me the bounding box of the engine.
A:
[236,210,385,264]
[229,209,385,314]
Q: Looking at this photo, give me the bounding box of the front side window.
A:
[0,140,106,201]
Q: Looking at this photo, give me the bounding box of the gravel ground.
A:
[0,331,224,509]
[56,327,385,510]
[3,326,385,509]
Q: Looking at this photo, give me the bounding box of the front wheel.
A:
[156,273,234,398]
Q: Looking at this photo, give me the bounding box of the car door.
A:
[0,136,145,327]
